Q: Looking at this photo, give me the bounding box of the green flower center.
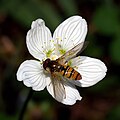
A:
[46,49,53,57]
[59,49,66,55]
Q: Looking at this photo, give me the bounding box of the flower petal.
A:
[53,16,87,55]
[47,79,82,105]
[26,19,54,61]
[70,56,107,87]
[16,60,48,91]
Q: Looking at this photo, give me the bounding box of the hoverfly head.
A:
[43,58,51,70]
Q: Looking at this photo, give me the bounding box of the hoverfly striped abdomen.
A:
[59,65,82,80]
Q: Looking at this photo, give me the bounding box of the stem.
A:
[19,88,33,120]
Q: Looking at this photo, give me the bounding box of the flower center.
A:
[46,49,54,58]
[50,55,59,60]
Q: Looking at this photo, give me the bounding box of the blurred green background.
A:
[0,0,120,120]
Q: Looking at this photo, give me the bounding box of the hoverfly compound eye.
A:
[43,58,51,70]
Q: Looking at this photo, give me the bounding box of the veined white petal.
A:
[27,19,54,61]
[16,60,47,91]
[62,81,82,105]
[70,56,107,87]
[31,19,45,29]
[53,16,87,55]
[47,79,82,105]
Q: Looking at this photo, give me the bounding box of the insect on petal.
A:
[70,56,107,87]
[47,79,82,105]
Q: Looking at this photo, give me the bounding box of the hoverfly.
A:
[43,42,87,100]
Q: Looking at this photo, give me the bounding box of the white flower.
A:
[16,16,107,105]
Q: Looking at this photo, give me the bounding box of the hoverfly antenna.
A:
[43,58,51,70]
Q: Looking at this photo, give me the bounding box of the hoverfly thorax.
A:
[43,58,60,73]
[43,42,87,80]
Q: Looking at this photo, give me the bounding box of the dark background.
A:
[0,0,120,120]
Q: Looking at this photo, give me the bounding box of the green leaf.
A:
[0,0,62,29]
[85,34,103,57]
[110,34,120,64]
[107,104,120,120]
[92,4,119,35]
[58,0,78,16]
[0,112,18,120]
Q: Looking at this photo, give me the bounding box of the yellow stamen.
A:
[67,60,72,66]
[46,49,54,57]
[59,49,66,55]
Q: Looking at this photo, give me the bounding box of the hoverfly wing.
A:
[50,73,66,101]
[76,41,89,56]
[57,42,88,65]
